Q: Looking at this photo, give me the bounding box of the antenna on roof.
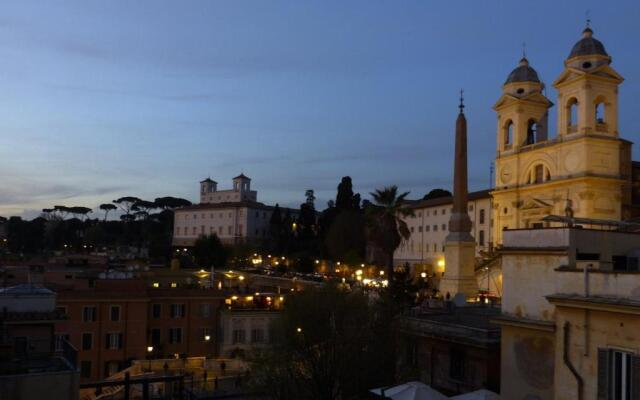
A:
[586,9,591,28]
[459,89,464,113]
[522,41,526,59]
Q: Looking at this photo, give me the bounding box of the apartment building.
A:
[394,190,492,271]
[54,279,225,381]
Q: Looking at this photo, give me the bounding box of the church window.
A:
[479,209,485,224]
[528,163,550,184]
[526,119,538,145]
[582,61,592,69]
[534,164,544,184]
[595,100,606,125]
[567,98,578,131]
[516,88,524,94]
[504,120,514,146]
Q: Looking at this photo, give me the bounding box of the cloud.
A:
[42,82,236,104]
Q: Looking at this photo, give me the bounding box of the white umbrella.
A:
[450,389,501,400]
[370,381,448,400]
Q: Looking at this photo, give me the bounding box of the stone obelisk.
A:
[439,92,478,302]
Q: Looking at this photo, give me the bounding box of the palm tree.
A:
[366,185,414,279]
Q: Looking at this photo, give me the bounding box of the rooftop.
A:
[398,305,501,347]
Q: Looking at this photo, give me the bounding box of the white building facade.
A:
[393,190,493,271]
[173,174,298,246]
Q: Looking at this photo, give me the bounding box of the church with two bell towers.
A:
[491,25,638,246]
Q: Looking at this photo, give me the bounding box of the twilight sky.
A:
[1,1,639,218]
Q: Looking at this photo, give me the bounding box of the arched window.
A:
[504,120,514,147]
[526,119,538,145]
[595,101,606,124]
[528,163,551,184]
[567,98,578,132]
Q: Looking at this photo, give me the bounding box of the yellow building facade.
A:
[491,27,635,246]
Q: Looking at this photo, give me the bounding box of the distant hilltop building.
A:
[172,174,299,246]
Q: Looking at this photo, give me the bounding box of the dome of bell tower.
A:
[568,27,608,59]
[505,57,540,84]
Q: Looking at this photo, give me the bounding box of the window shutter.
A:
[631,355,640,400]
[118,333,123,349]
[105,334,110,350]
[597,348,609,400]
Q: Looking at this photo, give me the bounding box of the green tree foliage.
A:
[366,186,414,278]
[248,285,396,400]
[423,188,452,200]
[192,234,228,269]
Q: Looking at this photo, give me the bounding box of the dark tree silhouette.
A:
[366,186,413,278]
[113,196,142,217]
[99,203,117,221]
[154,197,192,210]
[423,188,452,200]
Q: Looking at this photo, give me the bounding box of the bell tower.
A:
[491,25,633,247]
[494,57,553,154]
[554,25,623,137]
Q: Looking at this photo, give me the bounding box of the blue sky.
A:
[1,1,639,218]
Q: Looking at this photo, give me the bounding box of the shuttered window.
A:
[598,348,640,400]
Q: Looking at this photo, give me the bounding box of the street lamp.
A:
[147,346,154,353]
[204,335,211,341]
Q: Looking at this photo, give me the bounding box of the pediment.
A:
[493,92,553,110]
[554,65,624,87]
[521,198,553,210]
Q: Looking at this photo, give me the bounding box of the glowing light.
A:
[152,282,160,288]
[336,261,341,265]
[315,260,320,264]
[255,292,260,296]
[356,276,362,281]
[246,296,254,301]
[355,270,363,276]
[147,346,154,352]
[342,278,346,283]
[279,296,284,301]
[335,269,340,273]
[382,280,389,287]
[360,264,365,267]
[363,278,371,285]
[379,270,385,276]
[437,260,445,267]
[420,272,427,278]
[217,281,222,290]
[290,288,295,292]
[200,269,205,273]
[238,275,245,281]
[266,296,272,301]
[281,256,285,260]
[231,296,238,300]
[204,335,211,341]
[170,282,178,288]
[296,327,302,333]
[183,248,188,252]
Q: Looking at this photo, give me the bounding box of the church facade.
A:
[491,26,639,246]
